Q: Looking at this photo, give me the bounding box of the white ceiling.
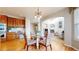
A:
[0,7,65,23]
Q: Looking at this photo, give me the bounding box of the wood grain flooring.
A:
[0,36,77,51]
[0,39,25,51]
[24,36,77,51]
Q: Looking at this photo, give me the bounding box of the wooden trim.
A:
[64,44,78,51]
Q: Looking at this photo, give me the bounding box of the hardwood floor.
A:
[25,36,76,51]
[0,39,25,51]
[0,36,77,51]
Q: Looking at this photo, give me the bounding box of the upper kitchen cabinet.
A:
[0,15,7,24]
[19,19,25,28]
[8,17,14,27]
[14,18,25,28]
[8,17,25,28]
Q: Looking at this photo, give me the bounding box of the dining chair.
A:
[24,33,37,51]
[39,35,52,51]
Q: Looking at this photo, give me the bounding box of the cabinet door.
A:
[17,19,20,27]
[19,19,25,28]
[22,20,25,28]
[14,18,16,27]
[12,18,15,27]
[19,19,22,27]
[8,17,15,27]
[7,17,10,26]
[8,17,12,27]
[15,19,18,27]
[0,15,7,23]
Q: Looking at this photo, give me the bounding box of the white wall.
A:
[64,9,72,46]
[42,17,64,37]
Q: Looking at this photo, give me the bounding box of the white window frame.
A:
[74,8,79,41]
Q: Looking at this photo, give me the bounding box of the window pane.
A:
[75,24,79,39]
[74,8,79,24]
[74,8,79,40]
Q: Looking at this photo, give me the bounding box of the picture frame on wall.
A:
[50,24,55,28]
[59,21,62,28]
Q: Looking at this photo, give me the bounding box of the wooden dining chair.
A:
[24,33,37,51]
[39,36,52,51]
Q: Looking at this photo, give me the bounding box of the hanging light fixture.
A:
[34,8,42,19]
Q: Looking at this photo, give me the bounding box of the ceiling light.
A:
[34,8,42,19]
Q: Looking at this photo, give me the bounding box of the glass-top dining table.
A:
[36,35,40,49]
[31,34,43,50]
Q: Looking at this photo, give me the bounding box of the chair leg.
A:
[24,44,26,49]
[46,46,47,51]
[50,44,52,51]
[39,44,40,49]
[24,42,27,49]
[27,45,29,51]
[35,43,37,49]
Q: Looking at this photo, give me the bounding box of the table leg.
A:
[37,37,39,50]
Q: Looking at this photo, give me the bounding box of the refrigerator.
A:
[0,23,6,39]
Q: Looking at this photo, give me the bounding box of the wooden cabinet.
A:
[19,19,25,28]
[8,17,25,28]
[8,17,17,27]
[8,17,13,27]
[14,18,17,27]
[0,15,25,42]
[22,19,25,28]
[0,15,25,28]
[0,15,7,24]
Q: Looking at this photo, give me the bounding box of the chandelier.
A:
[34,8,42,19]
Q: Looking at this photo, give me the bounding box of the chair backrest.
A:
[46,36,52,46]
[6,32,19,41]
[23,33,27,47]
[44,33,53,46]
[23,33,33,45]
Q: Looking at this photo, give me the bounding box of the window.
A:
[74,8,79,40]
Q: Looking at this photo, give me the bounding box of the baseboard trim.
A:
[64,44,79,51]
